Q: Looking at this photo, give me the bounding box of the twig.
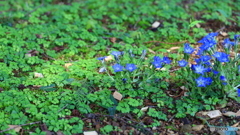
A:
[92,113,153,134]
[41,53,56,60]
[0,121,41,133]
[215,26,225,33]
[58,104,69,112]
[23,2,44,18]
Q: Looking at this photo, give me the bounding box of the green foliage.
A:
[175,97,204,118]
[100,125,115,134]
[0,89,85,134]
[0,0,239,134]
[147,108,167,121]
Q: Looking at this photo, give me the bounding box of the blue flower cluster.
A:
[152,56,172,68]
[179,33,239,88]
[112,63,137,72]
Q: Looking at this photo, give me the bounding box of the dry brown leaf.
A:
[8,125,22,132]
[110,37,117,43]
[83,131,98,135]
[104,56,113,61]
[196,23,201,28]
[192,125,204,131]
[64,63,73,68]
[141,107,148,112]
[113,91,122,101]
[232,122,239,127]
[34,72,44,78]
[236,110,240,116]
[152,21,161,28]
[148,49,156,54]
[220,31,228,36]
[207,110,222,118]
[168,47,180,52]
[223,111,236,117]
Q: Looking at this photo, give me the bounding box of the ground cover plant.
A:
[0,0,240,134]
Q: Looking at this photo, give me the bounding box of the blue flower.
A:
[234,35,240,41]
[200,55,211,62]
[163,56,172,64]
[125,64,137,72]
[122,78,127,83]
[97,56,106,61]
[195,55,211,65]
[220,75,227,81]
[184,43,195,54]
[198,33,218,44]
[199,39,217,51]
[223,38,235,48]
[237,89,240,97]
[152,56,171,68]
[112,64,124,72]
[212,70,219,75]
[222,82,227,85]
[153,56,162,62]
[178,59,188,67]
[205,77,213,86]
[195,76,213,87]
[198,33,218,51]
[111,51,122,57]
[152,56,164,68]
[213,52,229,62]
[192,65,207,74]
[152,61,162,68]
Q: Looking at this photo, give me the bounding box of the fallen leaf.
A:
[207,110,222,118]
[199,111,209,116]
[168,47,180,52]
[180,86,188,91]
[34,72,44,78]
[220,31,228,36]
[104,56,113,61]
[192,125,204,131]
[113,91,122,101]
[64,63,72,68]
[25,53,32,57]
[223,111,236,117]
[83,131,98,135]
[148,49,156,54]
[236,110,240,116]
[8,125,21,132]
[180,124,192,133]
[196,23,201,28]
[152,21,161,28]
[232,122,239,127]
[110,37,117,43]
[152,127,157,130]
[141,107,148,112]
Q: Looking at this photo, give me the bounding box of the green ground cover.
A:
[0,0,239,134]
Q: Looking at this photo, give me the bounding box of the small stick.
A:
[0,121,41,133]
[0,103,69,133]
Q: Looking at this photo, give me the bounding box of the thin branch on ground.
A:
[0,121,42,133]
